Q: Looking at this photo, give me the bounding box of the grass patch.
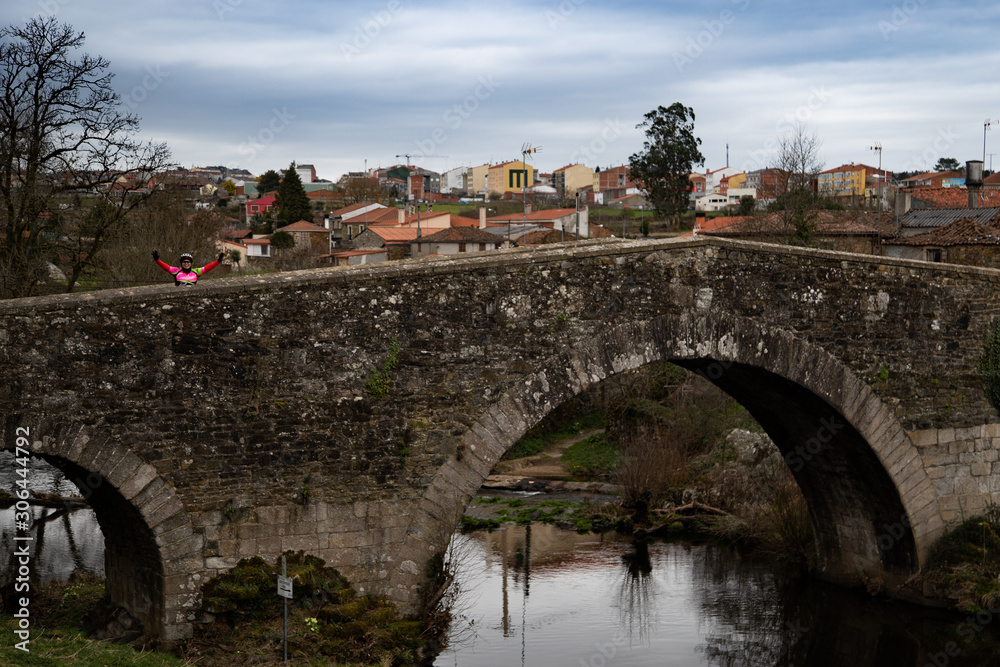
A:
[502,409,606,461]
[561,433,620,479]
[924,506,1000,610]
[0,573,186,666]
[459,516,501,532]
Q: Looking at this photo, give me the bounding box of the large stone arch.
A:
[386,311,946,605]
[7,424,204,641]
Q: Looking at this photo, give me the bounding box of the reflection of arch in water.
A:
[4,427,203,640]
[396,312,945,597]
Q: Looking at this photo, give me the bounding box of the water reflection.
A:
[434,525,1000,666]
[0,452,104,586]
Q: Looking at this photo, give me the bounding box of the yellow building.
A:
[728,172,747,190]
[467,163,491,196]
[552,163,595,196]
[487,160,534,196]
[817,163,888,199]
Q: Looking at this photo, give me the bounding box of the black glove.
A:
[152,250,159,261]
[217,253,224,263]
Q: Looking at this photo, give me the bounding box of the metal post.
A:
[282,555,288,663]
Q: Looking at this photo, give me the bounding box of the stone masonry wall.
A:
[2,236,1000,638]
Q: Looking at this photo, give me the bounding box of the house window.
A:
[459,243,467,253]
[926,248,944,262]
[479,243,486,251]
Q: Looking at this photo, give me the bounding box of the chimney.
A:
[323,214,330,230]
[895,190,911,216]
[398,208,405,225]
[967,160,984,208]
[479,206,487,229]
[525,203,532,215]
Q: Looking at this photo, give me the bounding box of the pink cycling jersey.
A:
[156,259,220,285]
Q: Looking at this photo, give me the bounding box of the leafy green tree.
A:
[934,157,961,173]
[269,230,295,251]
[628,103,705,227]
[257,169,281,194]
[737,195,756,216]
[221,179,236,195]
[275,163,312,225]
[0,17,170,298]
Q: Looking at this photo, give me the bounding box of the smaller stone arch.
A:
[9,424,205,640]
[387,312,945,606]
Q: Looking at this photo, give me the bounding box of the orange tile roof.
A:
[362,227,420,241]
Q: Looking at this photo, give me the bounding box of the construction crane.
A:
[395,153,448,165]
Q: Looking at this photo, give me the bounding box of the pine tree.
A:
[275,163,312,225]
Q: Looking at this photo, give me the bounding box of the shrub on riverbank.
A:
[192,552,424,665]
[923,506,1000,611]
[0,556,427,666]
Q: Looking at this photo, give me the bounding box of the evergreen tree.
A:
[275,163,312,224]
[257,169,281,194]
[628,103,705,228]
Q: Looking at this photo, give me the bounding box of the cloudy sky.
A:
[4,0,1000,181]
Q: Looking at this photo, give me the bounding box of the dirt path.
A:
[492,428,603,480]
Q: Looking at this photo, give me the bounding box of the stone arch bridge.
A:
[2,237,1000,640]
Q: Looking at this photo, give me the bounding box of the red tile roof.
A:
[703,211,894,237]
[889,217,1000,246]
[906,187,1000,208]
[275,220,329,233]
[414,227,501,244]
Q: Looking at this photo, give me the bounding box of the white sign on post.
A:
[277,575,293,599]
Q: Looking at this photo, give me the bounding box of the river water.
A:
[433,524,1000,667]
[0,452,105,584]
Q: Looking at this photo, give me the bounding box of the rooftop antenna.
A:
[870,143,883,213]
[395,153,448,166]
[517,143,541,245]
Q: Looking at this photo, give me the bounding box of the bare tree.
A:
[771,124,824,245]
[0,17,171,298]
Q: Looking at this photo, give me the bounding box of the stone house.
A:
[882,217,1000,268]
